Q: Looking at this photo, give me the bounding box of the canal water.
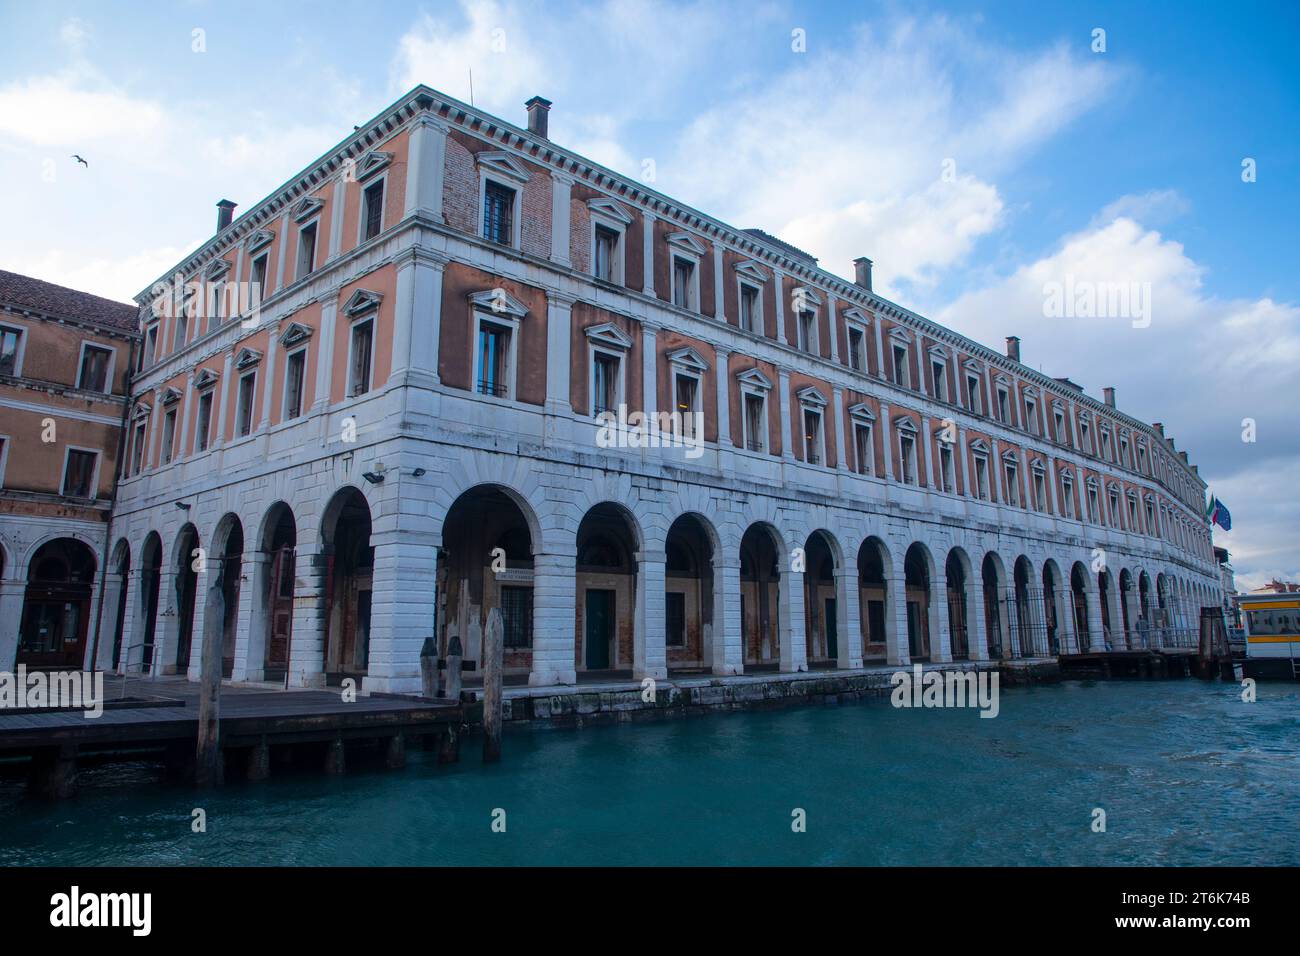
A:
[1,680,1296,866]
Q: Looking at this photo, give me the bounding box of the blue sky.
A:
[1,0,1297,587]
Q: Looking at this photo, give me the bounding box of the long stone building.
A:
[102,87,1223,693]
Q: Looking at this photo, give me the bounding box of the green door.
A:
[585,589,613,669]
[825,597,838,659]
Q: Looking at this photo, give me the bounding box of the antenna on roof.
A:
[468,68,474,106]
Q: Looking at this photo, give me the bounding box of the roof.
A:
[0,269,139,334]
[741,228,818,266]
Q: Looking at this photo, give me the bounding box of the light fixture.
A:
[175,501,191,511]
[412,467,426,478]
[362,471,385,484]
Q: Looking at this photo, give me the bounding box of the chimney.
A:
[1153,422,1164,437]
[1005,336,1020,362]
[1103,386,1115,407]
[853,257,873,291]
[525,96,552,138]
[216,199,237,233]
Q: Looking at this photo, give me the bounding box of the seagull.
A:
[72,155,88,167]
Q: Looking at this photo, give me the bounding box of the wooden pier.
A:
[0,675,466,798]
[1057,648,1197,680]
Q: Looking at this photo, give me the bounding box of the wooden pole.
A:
[445,630,462,702]
[419,637,437,698]
[195,567,225,787]
[482,607,504,762]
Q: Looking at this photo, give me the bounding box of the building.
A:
[0,270,138,669]
[103,87,1224,693]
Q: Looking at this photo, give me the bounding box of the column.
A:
[550,172,574,267]
[641,322,658,438]
[920,415,934,488]
[258,325,279,430]
[273,211,291,292]
[327,176,347,260]
[888,565,911,666]
[837,567,863,668]
[958,426,969,496]
[931,575,953,662]
[546,292,575,414]
[288,544,327,687]
[213,351,235,448]
[94,571,124,670]
[391,250,447,390]
[780,564,808,672]
[828,295,840,363]
[713,556,743,675]
[1087,582,1106,652]
[364,528,438,694]
[185,558,211,683]
[991,445,1003,503]
[0,578,26,669]
[634,549,667,680]
[873,320,885,379]
[312,296,338,412]
[969,579,990,661]
[879,402,894,480]
[232,552,270,682]
[642,211,656,297]
[950,353,964,409]
[773,268,788,345]
[530,550,577,686]
[403,114,448,223]
[832,385,848,471]
[712,244,725,322]
[152,567,179,677]
[778,369,794,461]
[715,347,731,446]
[178,372,195,457]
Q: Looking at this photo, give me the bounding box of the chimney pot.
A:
[216,199,237,233]
[525,96,552,138]
[1103,386,1116,407]
[1153,422,1164,436]
[1005,336,1021,362]
[853,257,873,291]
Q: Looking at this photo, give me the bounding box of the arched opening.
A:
[438,485,535,681]
[173,523,200,672]
[261,503,297,682]
[1012,555,1038,657]
[1098,569,1114,649]
[740,523,782,669]
[215,516,244,679]
[803,530,839,666]
[946,549,970,660]
[1138,571,1152,621]
[1070,562,1091,653]
[665,513,715,673]
[18,538,96,668]
[982,553,1005,659]
[137,532,163,673]
[110,539,130,670]
[858,537,889,662]
[1042,560,1061,655]
[1118,568,1133,646]
[576,503,638,674]
[904,543,932,661]
[321,488,372,684]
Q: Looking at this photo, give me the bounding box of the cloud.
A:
[0,70,167,147]
[1094,189,1190,229]
[6,244,204,305]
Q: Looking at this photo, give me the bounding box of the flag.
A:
[1209,496,1232,531]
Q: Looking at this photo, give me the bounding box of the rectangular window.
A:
[144,325,158,368]
[940,444,955,493]
[476,320,511,398]
[847,327,865,371]
[285,349,306,420]
[666,591,686,647]
[236,372,256,437]
[1004,464,1019,506]
[966,374,982,414]
[349,319,374,397]
[251,254,269,305]
[803,409,823,465]
[997,387,1010,423]
[501,585,533,649]
[1025,398,1038,435]
[1087,486,1099,522]
[1109,490,1120,526]
[1033,470,1047,510]
[362,180,384,242]
[161,408,177,464]
[483,181,514,245]
[62,449,97,497]
[892,345,909,388]
[854,423,874,476]
[975,456,990,501]
[297,221,318,280]
[78,345,112,392]
[743,393,766,452]
[1054,410,1067,444]
[675,373,698,440]
[594,225,619,282]
[900,434,916,484]
[798,311,817,354]
[0,325,21,376]
[592,352,619,417]
[195,391,213,452]
[740,283,761,334]
[932,360,947,402]
[131,422,146,474]
[175,308,189,351]
[1080,420,1092,453]
[672,256,695,310]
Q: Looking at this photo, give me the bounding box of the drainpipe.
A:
[88,334,137,676]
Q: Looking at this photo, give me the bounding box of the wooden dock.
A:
[1057,648,1197,680]
[0,676,466,798]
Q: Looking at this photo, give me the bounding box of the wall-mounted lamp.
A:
[362,472,385,485]
[175,501,191,511]
[412,468,427,478]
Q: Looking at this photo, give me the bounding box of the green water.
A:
[1,680,1296,866]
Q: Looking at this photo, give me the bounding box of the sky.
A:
[1,0,1296,589]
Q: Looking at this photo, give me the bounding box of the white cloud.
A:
[6,244,204,305]
[0,70,167,147]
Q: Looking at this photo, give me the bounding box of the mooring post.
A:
[386,732,407,770]
[420,637,438,698]
[445,633,463,702]
[438,725,461,764]
[247,737,271,781]
[195,571,226,788]
[483,607,504,762]
[324,734,346,775]
[29,744,78,800]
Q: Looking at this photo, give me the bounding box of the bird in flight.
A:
[72,155,88,167]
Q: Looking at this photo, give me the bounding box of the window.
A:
[62,449,97,497]
[798,310,817,354]
[1127,494,1139,529]
[501,585,533,649]
[284,349,306,419]
[476,319,512,398]
[672,256,697,310]
[939,443,955,492]
[349,318,374,397]
[195,391,213,452]
[1054,409,1067,445]
[847,326,865,371]
[161,408,177,464]
[251,254,269,306]
[131,422,146,474]
[1004,460,1019,506]
[1100,428,1112,462]
[974,455,990,501]
[593,224,620,283]
[174,307,189,351]
[899,432,918,485]
[78,345,112,392]
[1108,488,1120,526]
[592,351,620,417]
[0,325,22,376]
[297,221,318,280]
[674,372,699,440]
[666,592,686,647]
[236,372,257,437]
[803,408,823,465]
[1062,476,1076,519]
[1087,483,1100,522]
[1137,444,1148,474]
[966,374,982,415]
[854,422,874,476]
[742,391,767,453]
[362,180,385,242]
[931,359,947,402]
[740,283,762,334]
[1024,397,1038,435]
[1145,500,1156,534]
[1032,468,1047,511]
[996,386,1010,424]
[143,324,159,368]
[1080,419,1092,454]
[482,181,514,245]
[892,344,909,388]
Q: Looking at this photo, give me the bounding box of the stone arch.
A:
[428,457,548,555]
[946,546,975,660]
[1041,557,1066,656]
[857,535,894,663]
[802,528,843,666]
[664,511,721,672]
[16,537,97,668]
[247,501,298,683]
[170,522,201,672]
[135,531,164,673]
[740,521,786,669]
[982,551,1009,659]
[904,541,936,661]
[1012,554,1041,657]
[576,501,642,674]
[318,488,372,683]
[1069,560,1092,653]
[207,512,245,679]
[108,538,131,670]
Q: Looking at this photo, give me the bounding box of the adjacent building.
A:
[0,270,138,669]
[103,87,1223,692]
